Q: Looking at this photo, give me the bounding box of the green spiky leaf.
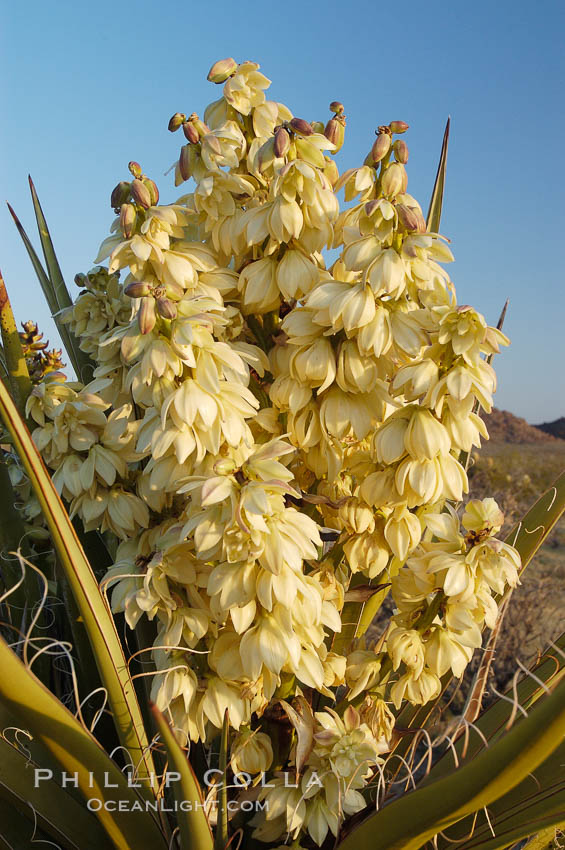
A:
[338,672,565,850]
[0,715,113,850]
[7,197,94,382]
[0,375,158,789]
[0,634,167,849]
[426,117,450,232]
[151,703,214,850]
[28,176,73,312]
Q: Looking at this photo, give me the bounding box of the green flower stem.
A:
[246,314,269,353]
[249,375,271,409]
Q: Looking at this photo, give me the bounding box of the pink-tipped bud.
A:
[396,204,420,232]
[289,117,313,136]
[179,145,192,181]
[131,178,152,209]
[274,126,291,157]
[188,113,211,137]
[156,297,177,320]
[183,121,200,143]
[389,120,409,134]
[207,57,238,83]
[168,112,186,132]
[393,140,409,163]
[143,178,159,206]
[128,161,143,178]
[324,116,345,152]
[138,297,156,334]
[124,281,152,298]
[329,101,344,115]
[381,162,407,196]
[110,181,131,209]
[371,132,391,163]
[120,203,137,239]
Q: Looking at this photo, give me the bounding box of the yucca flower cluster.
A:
[23,57,520,845]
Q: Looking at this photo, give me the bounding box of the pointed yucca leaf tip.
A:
[28,174,42,198]
[6,201,23,226]
[426,116,450,234]
[498,297,510,330]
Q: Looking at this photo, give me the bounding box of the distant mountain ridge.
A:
[534,417,565,441]
[484,408,563,443]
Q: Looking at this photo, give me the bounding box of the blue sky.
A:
[2,0,564,422]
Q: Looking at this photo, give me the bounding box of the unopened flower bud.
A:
[156,297,177,320]
[142,178,159,206]
[138,297,156,334]
[110,181,131,209]
[183,121,200,143]
[124,281,152,298]
[128,161,143,178]
[274,126,291,157]
[310,121,325,134]
[393,140,409,163]
[381,162,407,196]
[207,57,238,83]
[396,203,420,232]
[324,116,345,152]
[74,273,88,288]
[329,101,344,115]
[168,112,186,132]
[120,203,137,239]
[371,132,391,163]
[213,458,237,475]
[179,145,192,181]
[289,117,313,136]
[188,113,211,137]
[389,120,409,134]
[131,178,152,209]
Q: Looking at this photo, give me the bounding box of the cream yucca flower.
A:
[222,61,271,116]
[21,56,524,848]
[253,706,383,845]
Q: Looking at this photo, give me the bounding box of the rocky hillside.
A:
[483,408,562,443]
[534,416,565,441]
